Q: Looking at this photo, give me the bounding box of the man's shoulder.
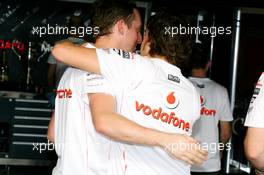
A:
[210,80,228,92]
[59,68,91,85]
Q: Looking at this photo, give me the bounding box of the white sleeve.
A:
[245,74,264,128]
[194,87,202,126]
[96,48,141,88]
[219,88,233,121]
[80,72,115,105]
[194,88,201,120]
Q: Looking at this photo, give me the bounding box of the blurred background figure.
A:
[189,43,233,175]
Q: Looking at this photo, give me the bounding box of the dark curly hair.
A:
[147,11,193,68]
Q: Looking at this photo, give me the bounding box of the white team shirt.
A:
[96,48,201,175]
[245,73,264,128]
[53,44,111,175]
[188,77,233,172]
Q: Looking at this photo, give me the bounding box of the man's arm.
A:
[47,112,55,142]
[244,127,264,170]
[219,121,232,144]
[52,41,100,74]
[89,93,208,165]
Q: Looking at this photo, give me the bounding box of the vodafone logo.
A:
[199,95,216,116]
[135,101,190,132]
[200,95,206,106]
[165,92,179,109]
[134,91,190,132]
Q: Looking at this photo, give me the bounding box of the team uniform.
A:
[47,37,86,108]
[95,48,201,175]
[188,77,233,173]
[53,44,111,175]
[245,73,264,128]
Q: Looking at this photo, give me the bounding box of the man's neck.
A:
[191,69,207,78]
[94,36,120,49]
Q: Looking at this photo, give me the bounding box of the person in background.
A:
[189,44,233,175]
[244,73,264,175]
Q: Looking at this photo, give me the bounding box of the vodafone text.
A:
[135,101,190,132]
[201,107,216,116]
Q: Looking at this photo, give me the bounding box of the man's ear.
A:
[116,19,126,35]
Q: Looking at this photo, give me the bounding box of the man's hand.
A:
[162,134,208,165]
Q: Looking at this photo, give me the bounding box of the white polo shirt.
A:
[95,48,201,175]
[245,73,264,128]
[189,77,233,172]
[53,43,111,175]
